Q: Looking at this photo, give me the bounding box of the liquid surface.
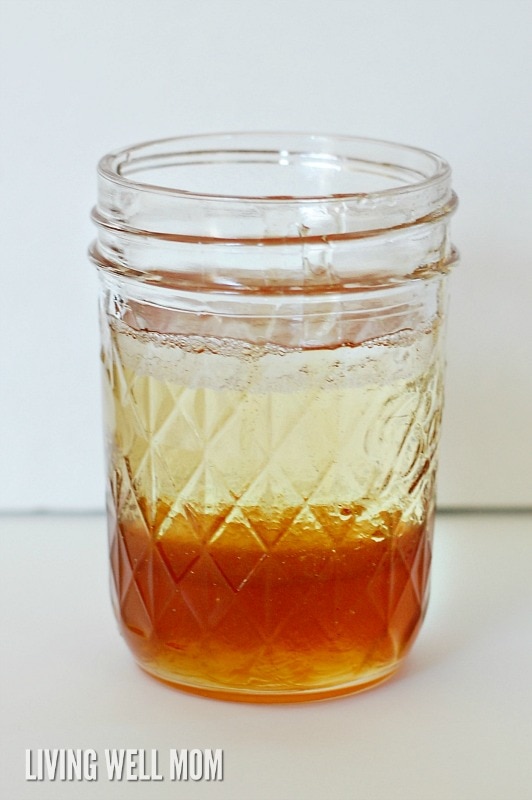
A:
[103,315,442,698]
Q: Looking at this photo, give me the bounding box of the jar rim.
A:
[97,131,451,205]
[92,133,457,291]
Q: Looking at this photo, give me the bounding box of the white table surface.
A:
[1,512,531,800]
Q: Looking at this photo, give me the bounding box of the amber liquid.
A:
[103,317,441,700]
[112,506,431,700]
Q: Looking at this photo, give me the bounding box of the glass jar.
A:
[90,133,458,702]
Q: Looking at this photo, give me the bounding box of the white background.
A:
[1,0,531,511]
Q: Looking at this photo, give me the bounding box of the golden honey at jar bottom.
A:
[103,315,443,701]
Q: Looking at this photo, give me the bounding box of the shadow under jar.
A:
[90,133,458,702]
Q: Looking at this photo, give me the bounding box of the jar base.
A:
[137,660,402,704]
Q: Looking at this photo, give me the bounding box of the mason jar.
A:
[90,133,458,702]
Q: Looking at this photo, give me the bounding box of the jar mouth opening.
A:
[98,131,450,205]
[92,133,457,291]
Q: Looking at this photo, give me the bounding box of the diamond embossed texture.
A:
[102,312,442,701]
